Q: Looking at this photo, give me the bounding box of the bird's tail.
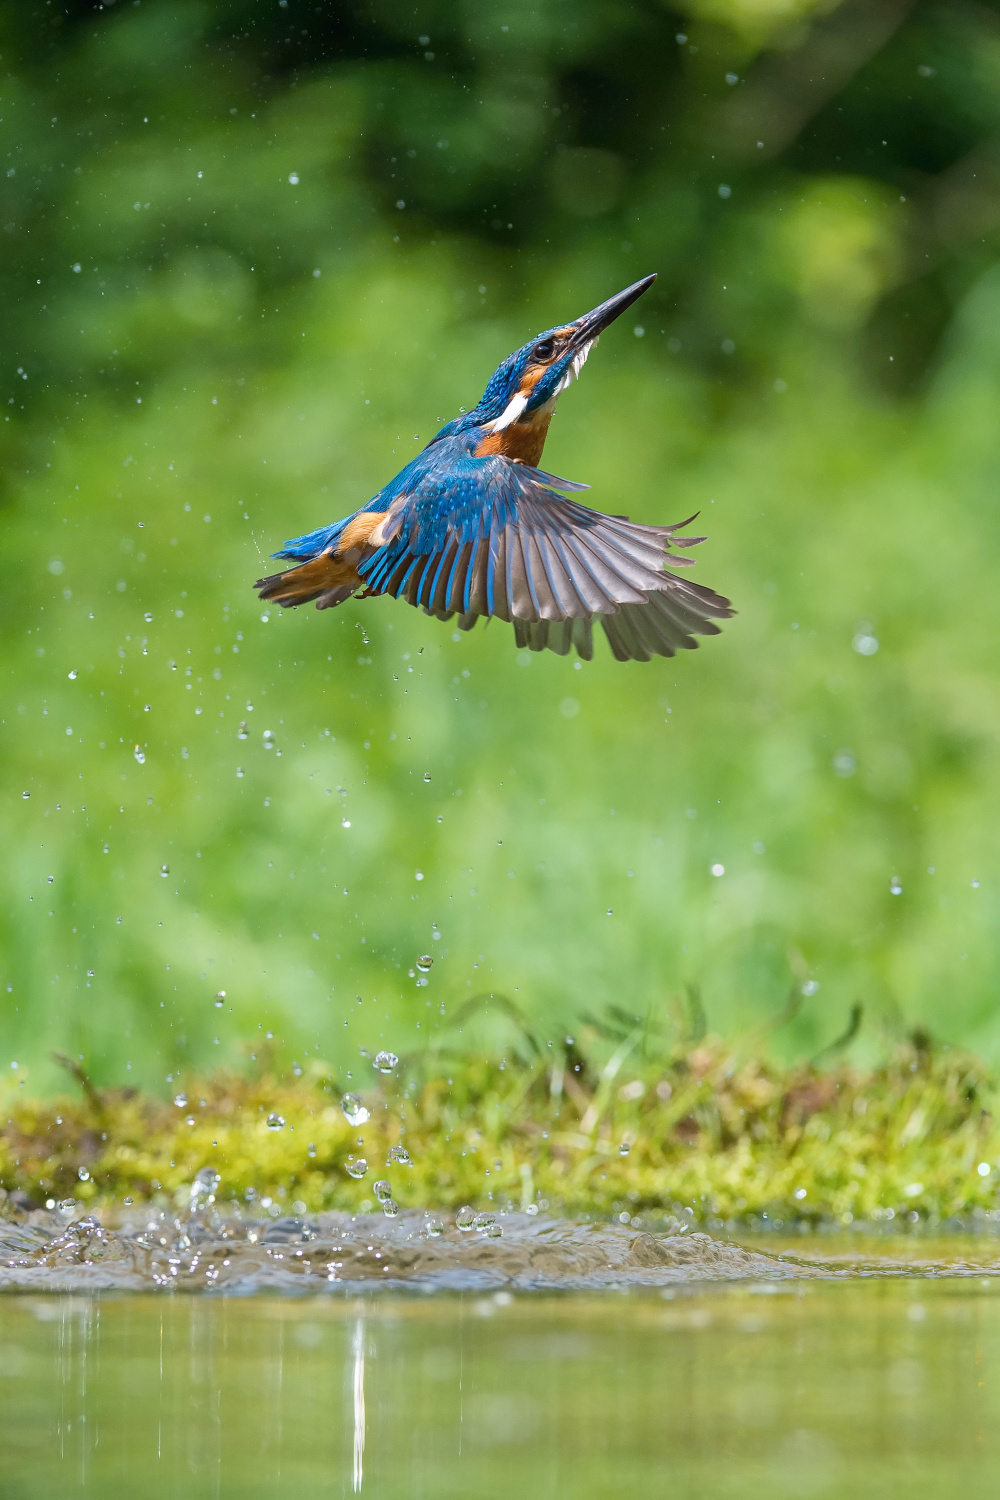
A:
[254,550,361,610]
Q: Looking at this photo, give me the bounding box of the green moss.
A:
[3,1036,999,1224]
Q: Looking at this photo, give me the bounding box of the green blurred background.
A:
[4,0,1000,1093]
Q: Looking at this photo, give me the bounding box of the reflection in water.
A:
[4,1283,1000,1497]
[352,1318,365,1493]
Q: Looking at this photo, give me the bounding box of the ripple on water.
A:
[3,1209,1000,1294]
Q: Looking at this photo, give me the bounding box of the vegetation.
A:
[5,1020,1000,1226]
[5,1,1000,1091]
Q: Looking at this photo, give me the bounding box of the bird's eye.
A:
[532,339,555,361]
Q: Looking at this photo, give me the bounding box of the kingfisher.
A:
[254,274,733,660]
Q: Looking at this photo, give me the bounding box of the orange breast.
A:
[475,410,553,466]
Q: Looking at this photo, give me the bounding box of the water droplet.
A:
[710,863,725,877]
[237,722,249,739]
[173,1093,188,1108]
[373,1050,398,1074]
[473,1212,495,1232]
[214,991,225,1007]
[21,791,29,799]
[57,1199,76,1217]
[68,669,77,680]
[266,1113,285,1130]
[382,1198,399,1217]
[122,1196,133,1206]
[307,1142,317,1159]
[190,1166,220,1208]
[77,1167,90,1181]
[373,1179,392,1202]
[487,1224,503,1238]
[340,1093,370,1126]
[415,955,433,973]
[852,629,879,656]
[890,877,903,895]
[619,1142,631,1157]
[456,1206,476,1231]
[341,817,351,828]
[160,864,170,877]
[346,1158,368,1179]
[134,744,145,764]
[387,1145,411,1165]
[423,772,431,782]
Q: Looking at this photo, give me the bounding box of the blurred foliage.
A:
[4,0,1000,1091]
[3,1029,1000,1226]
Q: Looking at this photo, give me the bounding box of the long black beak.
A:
[568,273,656,348]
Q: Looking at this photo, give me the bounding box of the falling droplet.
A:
[190,1166,220,1209]
[341,817,351,828]
[122,1196,133,1207]
[473,1212,495,1232]
[68,669,78,680]
[373,1051,398,1074]
[173,1093,188,1108]
[307,1142,317,1159]
[387,1145,411,1165]
[382,1198,399,1217]
[619,1142,631,1157]
[160,864,169,877]
[890,877,903,896]
[346,1158,368,1179]
[134,745,145,764]
[237,722,249,740]
[423,772,431,782]
[455,1206,476,1231]
[415,955,433,973]
[340,1093,370,1126]
[373,1179,392,1202]
[77,1167,90,1182]
[266,1113,285,1131]
[21,791,29,800]
[214,992,225,1007]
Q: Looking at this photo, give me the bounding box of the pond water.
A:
[3,1215,1000,1496]
[2,1278,999,1498]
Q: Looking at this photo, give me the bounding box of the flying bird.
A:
[254,274,733,661]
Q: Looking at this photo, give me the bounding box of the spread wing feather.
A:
[265,445,733,661]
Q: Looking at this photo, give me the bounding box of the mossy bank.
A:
[3,1030,1000,1228]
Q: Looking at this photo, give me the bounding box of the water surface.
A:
[1,1279,997,1498]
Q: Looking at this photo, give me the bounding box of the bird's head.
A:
[475,273,656,438]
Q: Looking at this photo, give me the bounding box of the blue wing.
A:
[354,439,732,661]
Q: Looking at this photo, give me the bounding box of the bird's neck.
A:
[472,406,553,466]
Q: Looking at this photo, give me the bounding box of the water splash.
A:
[8,1204,1000,1293]
[189,1168,221,1211]
[340,1094,370,1127]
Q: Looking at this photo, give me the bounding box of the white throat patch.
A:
[555,337,596,396]
[491,390,529,432]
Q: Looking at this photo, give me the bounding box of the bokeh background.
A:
[4,0,1000,1092]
